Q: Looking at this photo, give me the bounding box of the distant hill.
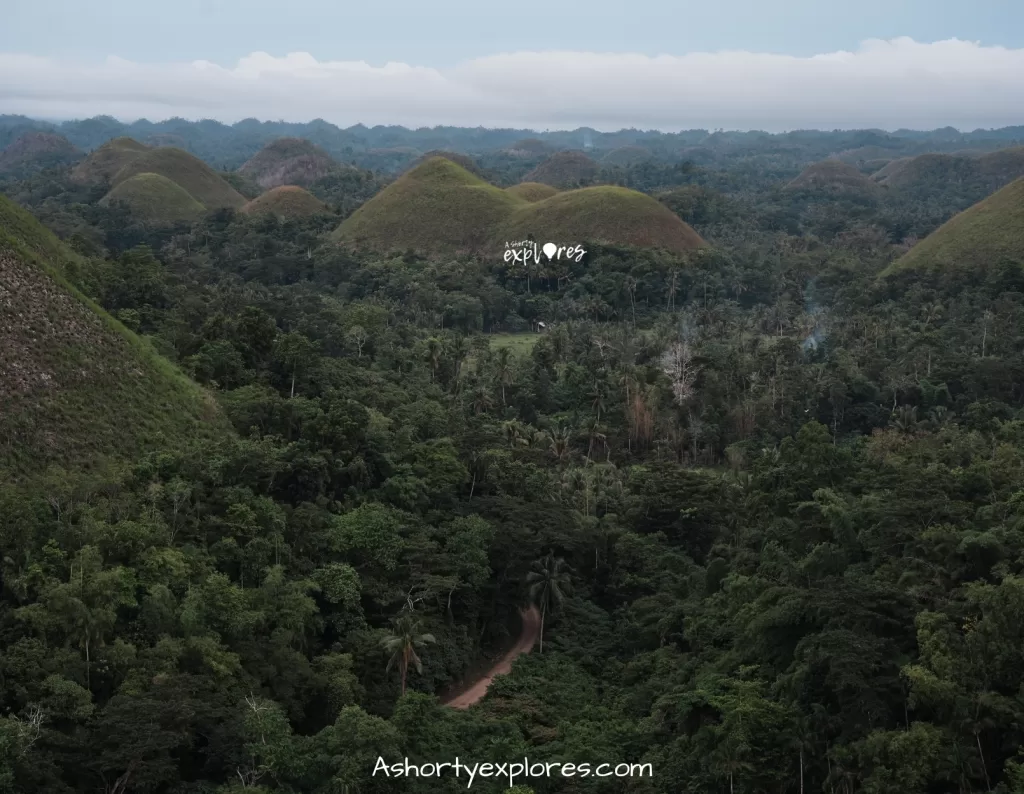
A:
[872,153,976,189]
[601,145,654,167]
[333,157,521,252]
[99,172,206,224]
[0,194,225,478]
[112,147,247,209]
[333,156,705,256]
[502,138,552,158]
[872,148,1024,193]
[70,137,149,185]
[495,186,707,253]
[241,186,329,219]
[238,137,345,189]
[505,182,559,202]
[976,146,1024,181]
[0,132,82,174]
[786,160,882,194]
[524,151,600,188]
[881,177,1024,278]
[410,150,485,177]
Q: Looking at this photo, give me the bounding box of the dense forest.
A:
[2,116,1024,794]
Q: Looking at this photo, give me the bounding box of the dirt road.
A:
[443,605,541,709]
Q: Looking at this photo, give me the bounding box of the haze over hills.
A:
[238,137,346,189]
[882,176,1024,279]
[333,156,705,255]
[0,194,225,478]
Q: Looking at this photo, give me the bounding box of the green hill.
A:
[496,186,707,253]
[333,157,705,256]
[410,150,485,177]
[0,194,226,478]
[786,159,882,194]
[70,137,149,185]
[881,177,1024,278]
[333,157,522,253]
[112,147,246,210]
[238,137,345,189]
[524,151,600,188]
[242,185,329,218]
[0,132,82,174]
[99,172,206,224]
[505,182,559,202]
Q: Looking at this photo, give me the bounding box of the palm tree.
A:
[424,337,442,382]
[526,554,571,653]
[494,347,515,406]
[381,613,436,695]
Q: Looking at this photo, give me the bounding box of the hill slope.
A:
[524,151,600,188]
[786,159,882,194]
[112,147,246,209]
[242,186,329,218]
[70,137,149,185]
[505,182,559,202]
[0,132,82,174]
[881,177,1024,277]
[496,186,707,253]
[99,173,207,224]
[872,153,976,190]
[333,157,522,252]
[238,137,344,189]
[0,195,226,477]
[601,145,654,167]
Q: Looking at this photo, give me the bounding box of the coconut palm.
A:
[526,553,571,653]
[381,613,436,695]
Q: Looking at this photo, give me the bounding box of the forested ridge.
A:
[2,119,1024,794]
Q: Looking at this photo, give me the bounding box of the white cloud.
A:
[1,38,1023,131]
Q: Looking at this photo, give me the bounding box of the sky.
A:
[2,0,1024,131]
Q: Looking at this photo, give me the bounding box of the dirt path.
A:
[443,606,541,709]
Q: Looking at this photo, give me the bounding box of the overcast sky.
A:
[2,0,1024,131]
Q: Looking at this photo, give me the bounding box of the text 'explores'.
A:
[373,756,652,788]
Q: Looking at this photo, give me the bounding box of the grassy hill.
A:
[0,132,82,174]
[786,159,882,194]
[496,186,707,253]
[333,157,522,253]
[242,186,329,218]
[0,194,226,478]
[112,147,246,210]
[238,137,344,189]
[410,150,485,177]
[70,137,149,185]
[524,151,600,188]
[505,182,559,202]
[99,173,206,224]
[881,177,1024,278]
[333,157,705,256]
